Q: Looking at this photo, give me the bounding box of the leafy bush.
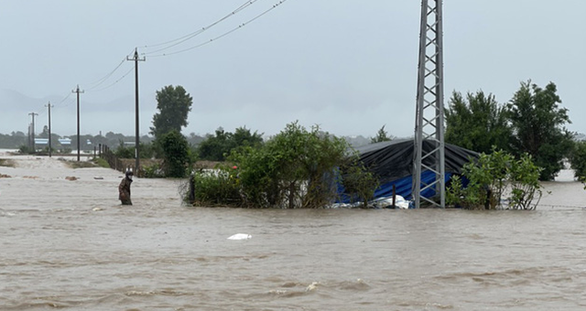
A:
[142,163,165,178]
[339,158,379,207]
[447,149,542,210]
[185,166,242,206]
[186,122,378,209]
[114,141,134,158]
[114,141,155,159]
[18,145,33,154]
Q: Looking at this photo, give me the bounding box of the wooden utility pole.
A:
[72,85,84,161]
[127,48,145,171]
[28,112,38,152]
[46,102,54,157]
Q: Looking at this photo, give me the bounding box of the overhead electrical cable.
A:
[85,58,126,91]
[142,0,259,54]
[147,0,288,58]
[85,48,136,91]
[90,65,135,92]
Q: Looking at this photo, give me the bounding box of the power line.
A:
[85,58,127,91]
[142,0,259,54]
[85,48,137,91]
[146,0,289,58]
[90,65,135,92]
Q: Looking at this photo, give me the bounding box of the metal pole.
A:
[413,0,445,208]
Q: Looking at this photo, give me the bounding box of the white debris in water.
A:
[227,233,252,240]
[305,281,319,292]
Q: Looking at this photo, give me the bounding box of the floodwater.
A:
[2,152,586,310]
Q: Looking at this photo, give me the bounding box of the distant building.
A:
[34,138,49,146]
[59,138,72,146]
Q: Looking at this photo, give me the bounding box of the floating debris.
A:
[227,233,252,240]
[305,282,319,292]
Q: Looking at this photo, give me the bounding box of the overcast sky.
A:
[1,0,585,139]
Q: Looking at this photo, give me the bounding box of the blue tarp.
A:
[337,139,478,203]
[338,170,452,203]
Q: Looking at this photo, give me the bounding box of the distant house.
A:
[59,138,71,146]
[34,138,49,146]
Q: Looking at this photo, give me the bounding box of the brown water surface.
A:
[1,154,586,310]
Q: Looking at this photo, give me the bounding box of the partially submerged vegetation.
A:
[184,122,378,209]
[447,149,542,210]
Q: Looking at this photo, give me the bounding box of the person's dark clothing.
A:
[119,176,133,205]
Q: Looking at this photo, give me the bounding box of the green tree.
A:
[150,85,193,138]
[232,126,263,149]
[197,127,264,161]
[507,81,573,180]
[197,128,232,161]
[370,125,394,143]
[159,130,191,178]
[445,91,511,153]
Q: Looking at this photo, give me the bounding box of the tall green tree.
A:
[370,125,394,143]
[445,91,511,153]
[160,130,191,178]
[150,85,193,138]
[507,81,573,180]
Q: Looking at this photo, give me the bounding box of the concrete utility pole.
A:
[46,102,54,157]
[127,48,145,172]
[413,0,445,208]
[73,85,84,161]
[28,112,38,152]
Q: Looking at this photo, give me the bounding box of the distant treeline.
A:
[0,129,205,150]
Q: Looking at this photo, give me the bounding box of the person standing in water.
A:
[119,170,133,205]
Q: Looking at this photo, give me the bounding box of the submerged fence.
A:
[99,144,134,174]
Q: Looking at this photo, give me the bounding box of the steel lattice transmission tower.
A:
[413,0,445,208]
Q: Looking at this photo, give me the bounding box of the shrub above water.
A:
[447,149,542,210]
[185,122,378,208]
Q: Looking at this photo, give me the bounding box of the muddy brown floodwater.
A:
[2,153,586,310]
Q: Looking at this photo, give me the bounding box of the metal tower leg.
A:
[413,0,445,208]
